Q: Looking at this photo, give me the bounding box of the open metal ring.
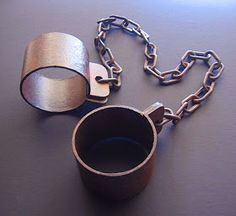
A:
[20,32,110,112]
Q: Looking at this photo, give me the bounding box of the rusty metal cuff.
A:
[20,32,109,112]
[72,103,164,199]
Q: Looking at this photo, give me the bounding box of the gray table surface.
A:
[0,0,236,215]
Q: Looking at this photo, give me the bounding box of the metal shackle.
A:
[72,102,164,200]
[20,32,109,112]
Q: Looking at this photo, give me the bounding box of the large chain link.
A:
[95,15,224,126]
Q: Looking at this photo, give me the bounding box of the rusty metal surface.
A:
[87,62,110,104]
[20,32,90,112]
[1,1,236,216]
[143,102,164,133]
[96,16,224,126]
[72,104,164,199]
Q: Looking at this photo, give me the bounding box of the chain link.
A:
[95,15,151,89]
[95,15,224,125]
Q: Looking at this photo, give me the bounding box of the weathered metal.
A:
[20,32,109,112]
[72,103,164,200]
[95,15,224,125]
[19,16,224,201]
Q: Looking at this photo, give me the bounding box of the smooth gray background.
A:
[0,0,236,216]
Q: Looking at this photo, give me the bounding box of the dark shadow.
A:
[34,100,102,122]
[82,185,144,215]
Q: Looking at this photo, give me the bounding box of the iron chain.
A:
[95,15,224,125]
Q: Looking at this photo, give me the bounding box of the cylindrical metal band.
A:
[20,32,90,112]
[72,103,164,199]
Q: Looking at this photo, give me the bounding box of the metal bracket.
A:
[87,62,110,104]
[143,102,164,133]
